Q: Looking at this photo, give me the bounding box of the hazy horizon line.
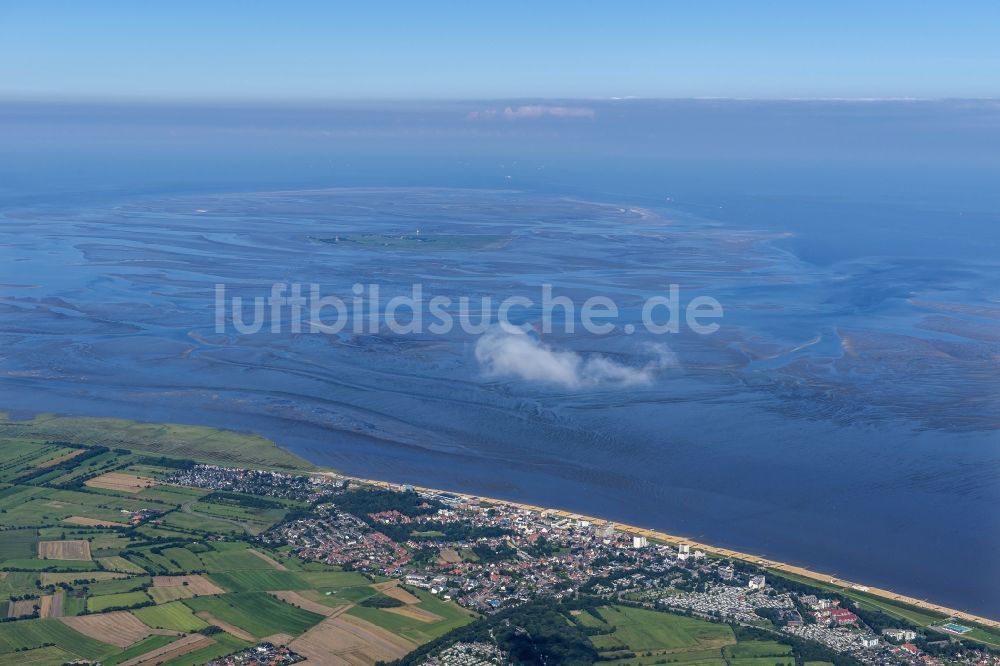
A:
[2,94,998,107]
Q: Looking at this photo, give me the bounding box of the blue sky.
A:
[2,1,998,100]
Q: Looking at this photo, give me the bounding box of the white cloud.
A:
[474,327,675,389]
[467,105,596,120]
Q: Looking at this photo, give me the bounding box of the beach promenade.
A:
[339,474,1000,630]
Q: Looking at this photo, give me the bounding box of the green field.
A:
[62,593,86,616]
[137,484,211,503]
[0,414,314,470]
[3,558,99,571]
[160,632,251,666]
[588,605,736,654]
[0,571,44,598]
[104,635,183,666]
[346,588,477,645]
[297,584,380,606]
[86,589,151,611]
[189,500,286,534]
[161,546,207,571]
[134,600,210,631]
[183,591,325,638]
[0,617,118,661]
[208,569,310,591]
[724,641,794,658]
[208,568,369,592]
[196,542,290,571]
[0,485,47,509]
[149,585,196,603]
[0,527,39,560]
[725,641,795,666]
[82,574,150,596]
[14,645,80,666]
[98,555,147,573]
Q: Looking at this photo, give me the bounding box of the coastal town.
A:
[0,429,996,666]
[170,464,1000,666]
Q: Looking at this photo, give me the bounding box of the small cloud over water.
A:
[467,105,596,120]
[474,327,674,389]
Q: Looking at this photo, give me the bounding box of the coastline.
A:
[327,472,1000,630]
[3,411,995,630]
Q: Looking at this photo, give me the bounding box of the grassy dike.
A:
[0,413,315,471]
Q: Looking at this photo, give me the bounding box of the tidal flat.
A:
[0,187,997,615]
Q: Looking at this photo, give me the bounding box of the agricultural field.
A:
[289,613,416,665]
[98,555,148,573]
[61,611,163,648]
[0,527,39,560]
[0,428,370,664]
[196,541,293,571]
[188,499,287,534]
[133,600,209,632]
[82,574,150,595]
[183,591,326,638]
[149,585,196,603]
[569,606,805,666]
[85,472,159,493]
[158,632,250,666]
[208,567,370,592]
[86,590,151,612]
[724,641,796,666]
[159,508,246,535]
[0,414,313,470]
[0,617,119,662]
[41,571,130,586]
[576,605,739,665]
[346,587,477,645]
[102,634,184,666]
[38,539,92,560]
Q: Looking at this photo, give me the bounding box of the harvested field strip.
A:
[64,515,129,527]
[7,597,39,618]
[270,590,339,616]
[60,611,157,648]
[85,473,158,493]
[246,547,288,570]
[372,581,421,604]
[42,571,129,585]
[384,605,444,623]
[289,613,416,666]
[38,539,91,561]
[35,449,86,469]
[46,590,64,618]
[97,556,147,573]
[152,574,225,595]
[149,586,195,603]
[118,634,215,666]
[196,611,256,641]
[262,633,294,646]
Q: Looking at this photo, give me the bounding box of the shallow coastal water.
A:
[0,99,998,616]
[1,186,998,616]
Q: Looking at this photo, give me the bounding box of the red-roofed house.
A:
[829,608,859,625]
